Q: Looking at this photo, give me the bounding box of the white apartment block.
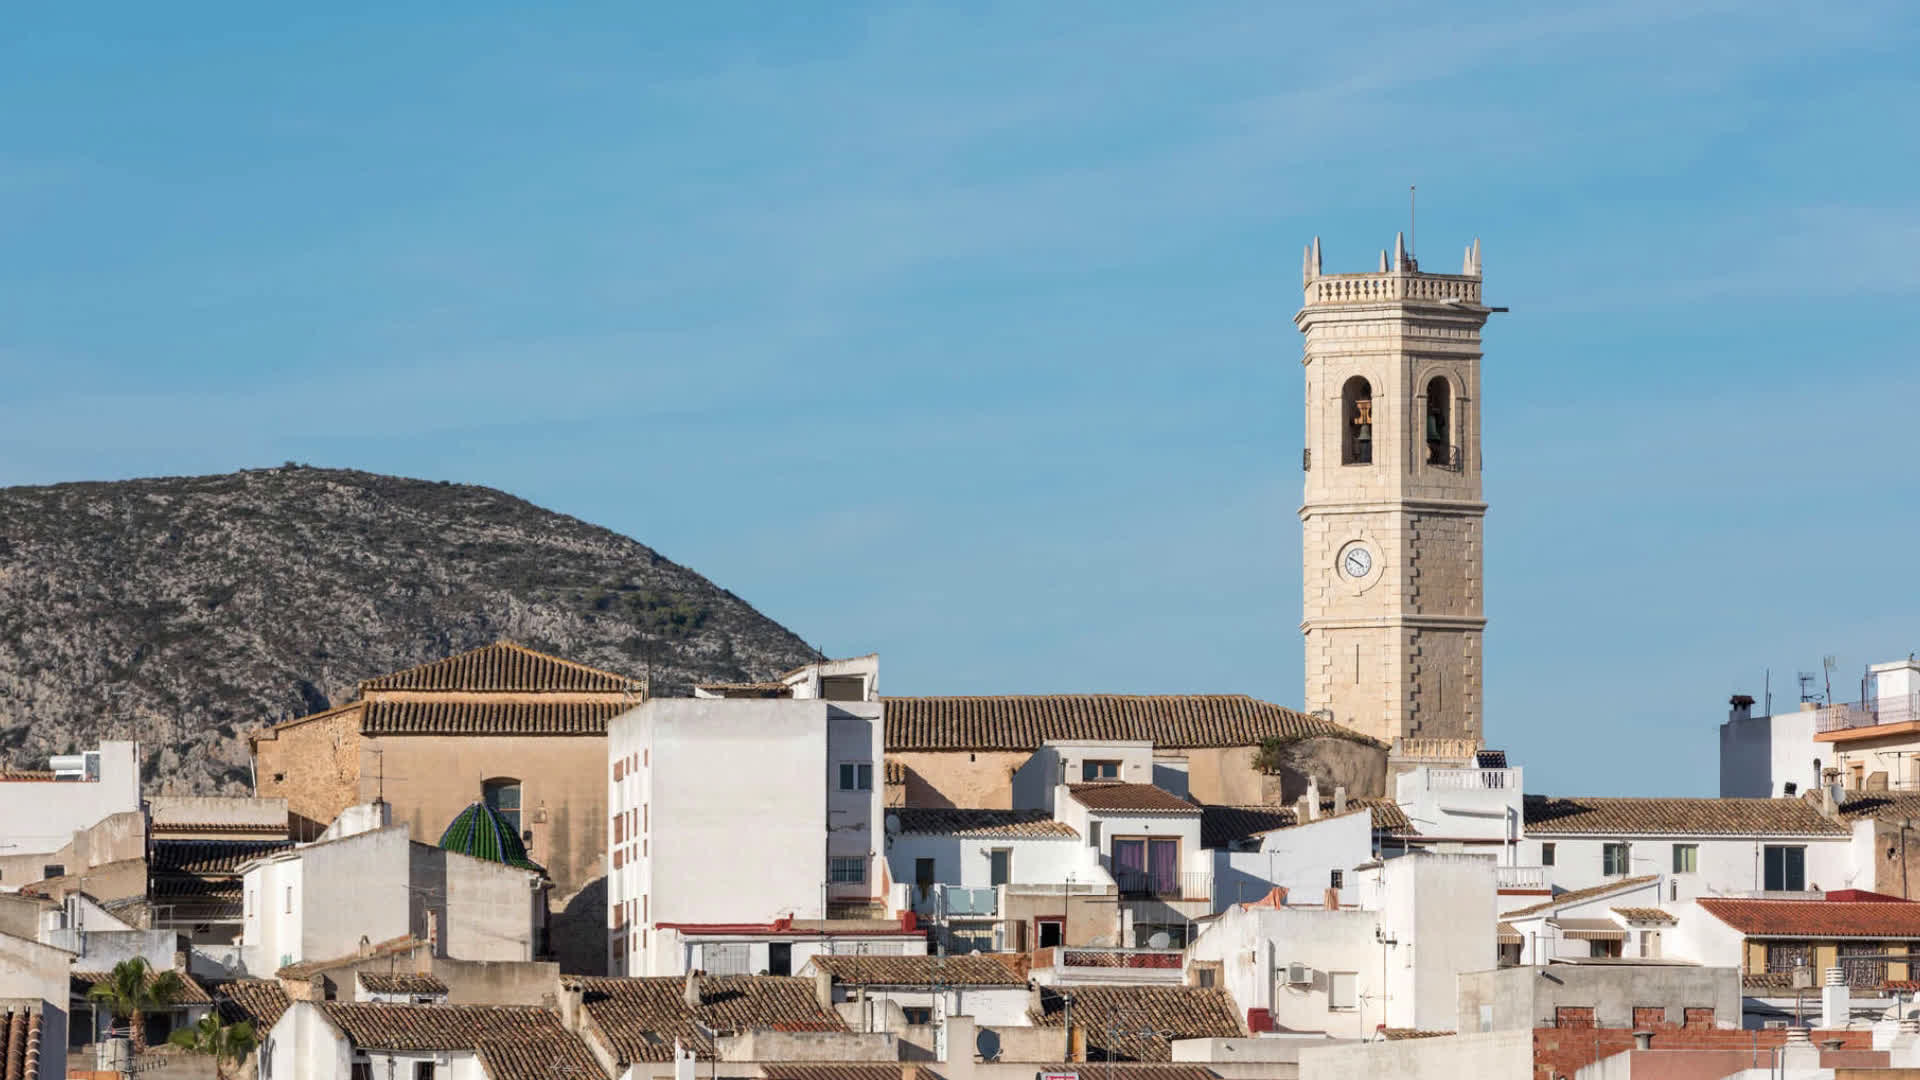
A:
[0,740,139,862]
[607,657,885,976]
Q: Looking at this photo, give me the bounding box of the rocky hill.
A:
[0,466,823,793]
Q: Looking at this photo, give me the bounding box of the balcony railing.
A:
[1494,865,1548,889]
[1427,768,1518,791]
[938,885,999,917]
[1114,872,1211,902]
[1815,697,1920,734]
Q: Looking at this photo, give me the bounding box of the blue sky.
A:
[3,2,1915,795]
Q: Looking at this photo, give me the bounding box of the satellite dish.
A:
[885,814,901,835]
[1148,932,1172,949]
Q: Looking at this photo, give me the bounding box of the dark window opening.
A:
[483,778,522,833]
[1764,845,1806,891]
[1425,376,1452,465]
[1037,919,1064,949]
[1341,376,1374,465]
[768,942,792,976]
[1082,760,1121,782]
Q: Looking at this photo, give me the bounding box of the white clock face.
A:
[1341,544,1374,579]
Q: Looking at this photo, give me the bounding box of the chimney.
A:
[1632,1031,1653,1051]
[673,1040,697,1080]
[683,971,703,1010]
[557,981,585,1030]
[1729,694,1755,723]
[1333,786,1348,816]
[1306,779,1321,821]
[1295,793,1311,827]
[1068,1024,1088,1063]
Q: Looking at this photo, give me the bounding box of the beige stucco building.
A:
[249,641,643,974]
[1297,233,1496,746]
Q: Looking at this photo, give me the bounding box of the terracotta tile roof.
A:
[360,699,628,736]
[358,641,643,694]
[0,1006,42,1080]
[477,1033,613,1080]
[150,839,293,874]
[1381,1029,1452,1040]
[1030,985,1244,1061]
[1004,1068,1215,1080]
[1612,907,1677,925]
[72,969,212,1004]
[1698,898,1920,938]
[150,877,245,899]
[883,694,1373,752]
[1200,801,1411,848]
[565,975,845,1064]
[321,1003,572,1051]
[1522,796,1847,836]
[1742,971,1797,991]
[1501,876,1661,920]
[149,821,288,836]
[1837,794,1920,822]
[1068,784,1199,815]
[761,1066,939,1080]
[210,979,289,1030]
[891,808,1078,839]
[278,935,422,980]
[0,770,56,782]
[358,972,450,996]
[805,954,1026,987]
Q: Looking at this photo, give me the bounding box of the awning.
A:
[1551,918,1627,941]
[1497,922,1523,945]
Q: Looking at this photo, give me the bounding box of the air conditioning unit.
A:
[1286,962,1312,986]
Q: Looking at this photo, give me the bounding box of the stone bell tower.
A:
[1296,233,1493,747]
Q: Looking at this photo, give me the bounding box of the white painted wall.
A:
[1213,809,1373,913]
[262,1001,351,1080]
[1187,902,1382,1039]
[0,741,139,857]
[1516,834,1857,899]
[1011,742,1154,812]
[1378,854,1498,1033]
[298,826,412,963]
[1501,877,1663,966]
[610,698,885,976]
[242,852,304,975]
[1298,1029,1534,1080]
[1664,900,1747,969]
[651,931,927,978]
[1720,707,1822,798]
[1395,765,1523,847]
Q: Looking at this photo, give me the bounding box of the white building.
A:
[1203,804,1374,913]
[1498,875,1666,965]
[883,808,1107,955]
[1186,853,1496,1038]
[0,741,139,862]
[262,1000,602,1080]
[802,953,1031,1029]
[1052,782,1211,948]
[238,805,545,977]
[1721,656,1920,798]
[1517,796,1862,901]
[608,658,886,976]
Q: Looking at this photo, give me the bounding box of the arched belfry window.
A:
[1341,377,1373,465]
[1425,377,1452,466]
[483,777,522,833]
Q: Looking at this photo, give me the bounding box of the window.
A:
[415,1064,436,1080]
[1089,821,1101,849]
[351,1064,373,1080]
[768,942,792,977]
[914,858,936,899]
[1112,837,1181,897]
[1082,760,1120,782]
[838,762,873,791]
[1541,843,1555,867]
[1602,843,1630,876]
[829,856,866,883]
[1341,377,1374,465]
[483,777,522,833]
[1672,844,1698,874]
[1424,376,1452,465]
[1329,869,1344,890]
[703,942,751,975]
[1765,942,1810,973]
[901,1006,933,1025]
[1764,845,1806,891]
[284,886,294,914]
[41,864,64,880]
[246,889,254,917]
[1328,971,1358,1011]
[1036,919,1064,949]
[989,849,1011,888]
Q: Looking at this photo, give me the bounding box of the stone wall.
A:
[251,710,362,838]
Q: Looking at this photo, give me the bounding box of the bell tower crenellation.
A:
[1295,232,1493,747]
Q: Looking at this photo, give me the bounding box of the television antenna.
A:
[1823,655,1839,707]
[1798,672,1821,705]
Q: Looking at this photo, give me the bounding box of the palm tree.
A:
[168,1014,259,1080]
[85,957,187,1054]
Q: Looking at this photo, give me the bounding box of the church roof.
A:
[883,694,1370,752]
[440,802,544,872]
[360,699,627,736]
[359,641,644,695]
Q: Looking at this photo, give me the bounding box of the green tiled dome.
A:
[439,801,544,872]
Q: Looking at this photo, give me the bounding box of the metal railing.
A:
[937,884,999,917]
[1427,768,1518,791]
[1814,696,1920,734]
[1114,871,1211,902]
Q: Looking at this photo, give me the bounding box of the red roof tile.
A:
[1698,898,1920,938]
[565,975,845,1064]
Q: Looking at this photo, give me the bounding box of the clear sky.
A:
[3,3,1915,796]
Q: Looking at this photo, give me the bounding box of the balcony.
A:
[1814,698,1920,738]
[1050,946,1187,984]
[937,885,999,918]
[1494,865,1548,890]
[1114,871,1211,903]
[1427,768,1519,791]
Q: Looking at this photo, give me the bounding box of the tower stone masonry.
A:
[1296,232,1492,747]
